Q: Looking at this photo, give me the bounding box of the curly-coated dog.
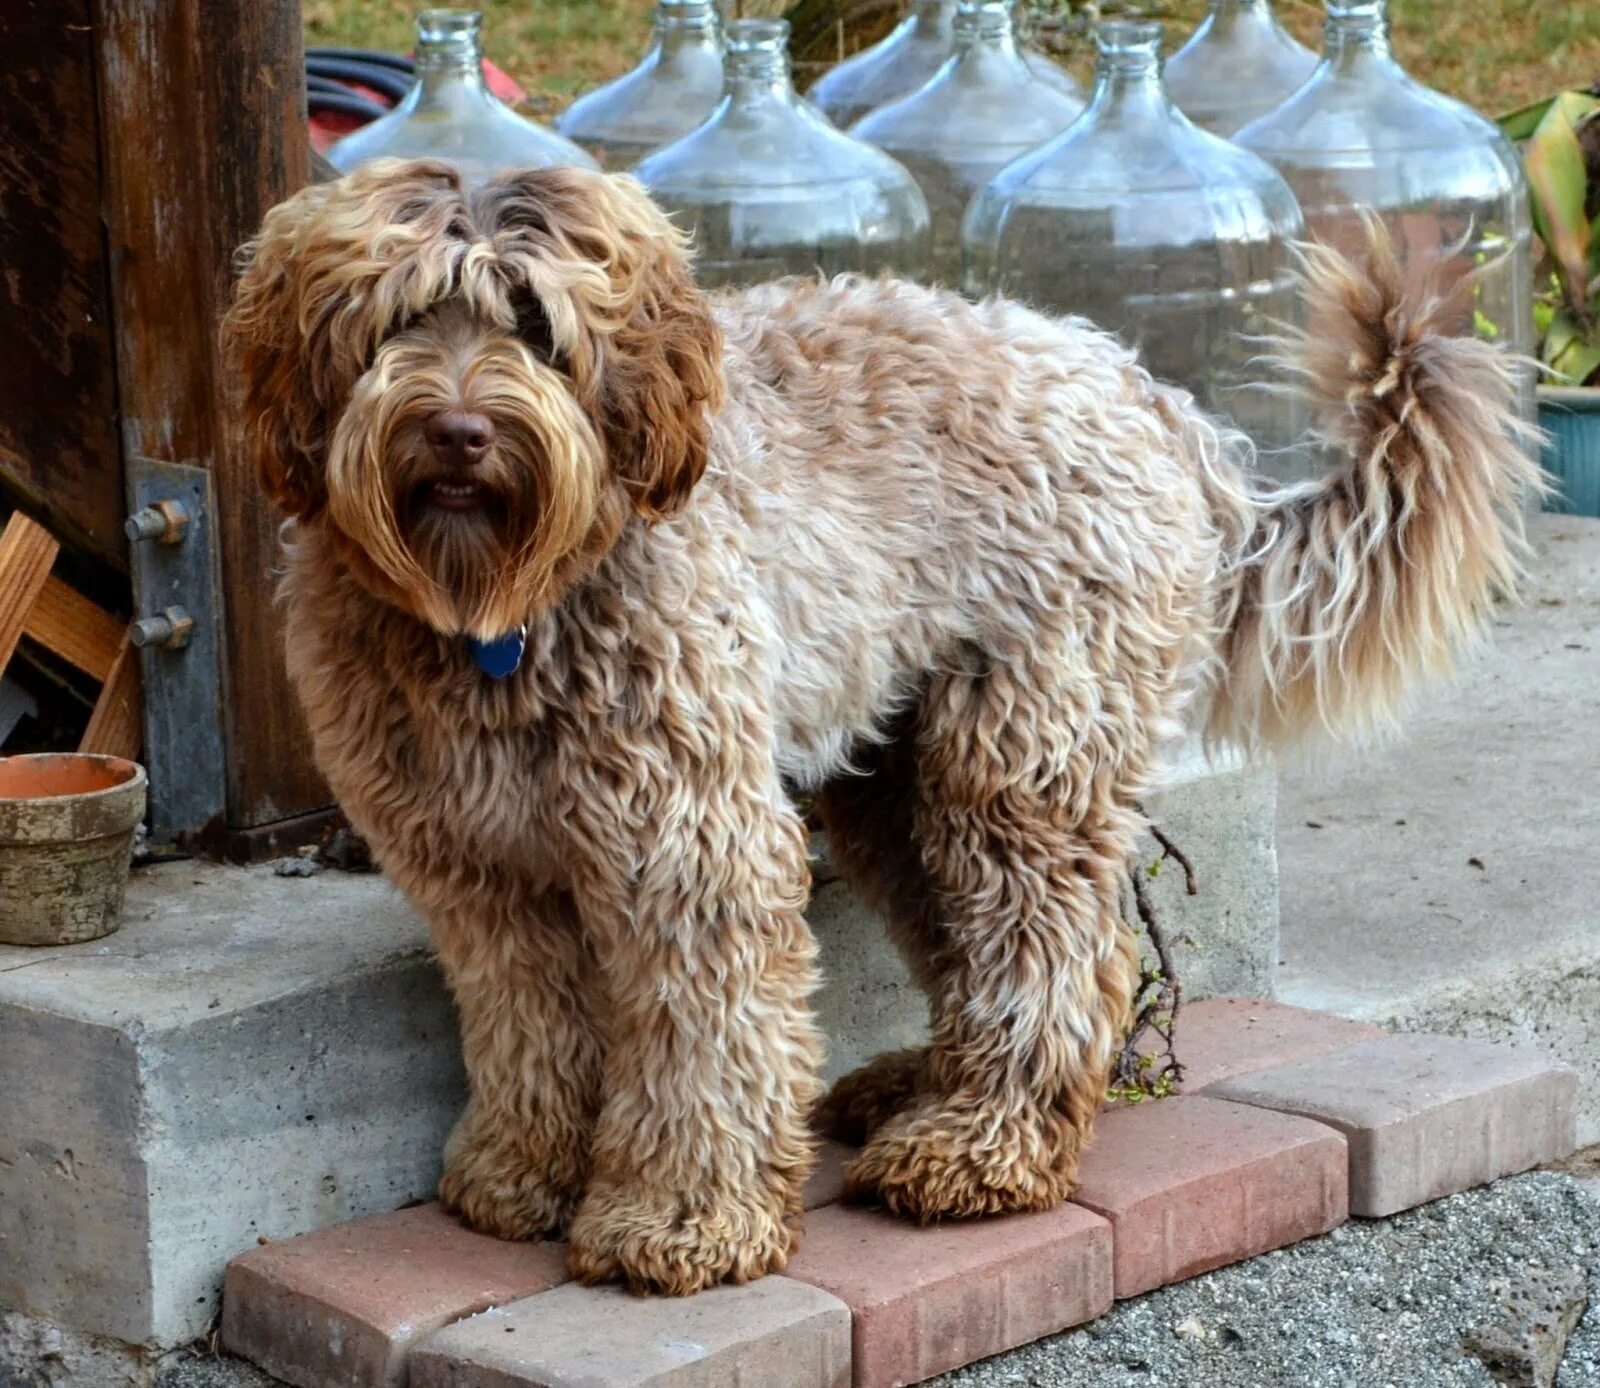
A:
[223,158,1536,1295]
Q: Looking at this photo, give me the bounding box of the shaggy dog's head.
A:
[222,159,722,637]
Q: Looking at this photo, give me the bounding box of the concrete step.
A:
[1275,512,1600,1145]
[0,727,1276,1376]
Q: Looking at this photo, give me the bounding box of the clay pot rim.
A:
[0,752,147,804]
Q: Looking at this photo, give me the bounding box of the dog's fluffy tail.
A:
[1207,219,1544,750]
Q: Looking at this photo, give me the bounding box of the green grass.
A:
[302,0,656,112]
[306,0,1598,117]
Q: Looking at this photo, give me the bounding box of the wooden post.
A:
[95,0,332,841]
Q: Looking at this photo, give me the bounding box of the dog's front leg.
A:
[562,748,822,1296]
[431,886,604,1241]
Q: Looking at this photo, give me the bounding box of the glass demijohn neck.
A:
[953,0,1020,55]
[1322,0,1393,67]
[1089,21,1171,122]
[409,9,495,109]
[725,18,792,99]
[654,0,720,54]
[1210,0,1279,31]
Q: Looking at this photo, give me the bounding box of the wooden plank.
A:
[95,0,328,830]
[23,575,123,682]
[80,635,142,762]
[0,513,61,671]
[0,0,127,570]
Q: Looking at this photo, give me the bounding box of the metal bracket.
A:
[126,457,227,844]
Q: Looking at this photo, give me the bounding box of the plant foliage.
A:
[1502,89,1600,387]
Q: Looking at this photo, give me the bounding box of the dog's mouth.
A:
[401,477,518,555]
[419,479,487,512]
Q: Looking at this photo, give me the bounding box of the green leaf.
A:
[1499,96,1556,142]
[1525,92,1600,315]
[1543,308,1579,365]
[1550,334,1600,387]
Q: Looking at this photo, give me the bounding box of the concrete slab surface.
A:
[1276,514,1600,1141]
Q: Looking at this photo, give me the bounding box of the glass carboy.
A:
[634,19,930,290]
[1234,0,1535,431]
[963,21,1307,467]
[1164,0,1317,136]
[852,0,1084,286]
[808,0,1080,129]
[327,9,596,180]
[555,0,724,169]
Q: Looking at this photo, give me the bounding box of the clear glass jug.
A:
[634,18,930,290]
[1234,0,1535,435]
[326,9,596,181]
[808,0,1081,129]
[555,0,724,169]
[1164,0,1317,136]
[963,21,1307,469]
[852,0,1084,286]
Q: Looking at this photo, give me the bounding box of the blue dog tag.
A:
[468,626,527,679]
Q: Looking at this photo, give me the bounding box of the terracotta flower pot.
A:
[0,753,147,947]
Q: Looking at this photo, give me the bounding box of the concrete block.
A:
[783,1201,1112,1387]
[221,1204,568,1388]
[409,1279,851,1388]
[1072,1096,1348,1298]
[808,878,928,1086]
[1138,740,1279,1004]
[1208,1033,1579,1216]
[804,1141,855,1211]
[811,739,1280,1084]
[0,862,466,1348]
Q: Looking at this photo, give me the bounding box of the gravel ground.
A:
[932,1174,1600,1388]
[155,1356,280,1388]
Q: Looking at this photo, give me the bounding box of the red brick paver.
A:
[783,1200,1112,1388]
[221,1203,569,1388]
[409,1278,851,1388]
[218,1017,1578,1388]
[1161,997,1386,1093]
[1072,1095,1348,1299]
[1207,1032,1579,1216]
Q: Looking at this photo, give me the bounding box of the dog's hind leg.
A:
[843,649,1147,1221]
[434,885,605,1240]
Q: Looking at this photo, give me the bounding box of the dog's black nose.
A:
[425,410,495,469]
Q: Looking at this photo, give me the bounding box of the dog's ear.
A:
[482,168,724,521]
[222,191,332,519]
[221,159,471,519]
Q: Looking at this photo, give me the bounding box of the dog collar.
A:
[468,626,527,679]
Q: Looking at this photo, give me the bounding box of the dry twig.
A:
[1107,806,1193,1101]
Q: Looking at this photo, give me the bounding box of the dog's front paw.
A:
[568,1180,795,1295]
[845,1102,1078,1222]
[439,1115,583,1241]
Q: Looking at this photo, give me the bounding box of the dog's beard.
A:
[325,335,605,638]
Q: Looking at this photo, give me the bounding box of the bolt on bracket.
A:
[126,457,227,844]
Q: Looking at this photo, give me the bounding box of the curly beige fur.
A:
[223,159,1540,1294]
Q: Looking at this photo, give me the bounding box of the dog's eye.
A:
[513,296,555,363]
[384,307,426,343]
